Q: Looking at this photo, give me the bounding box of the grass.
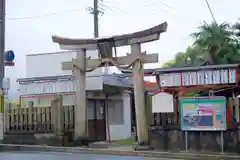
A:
[111,137,136,145]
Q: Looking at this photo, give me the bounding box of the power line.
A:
[154,0,175,11]
[143,0,204,25]
[6,8,84,21]
[205,0,217,24]
[4,0,198,25]
[99,0,133,16]
[147,0,179,19]
[4,0,181,23]
[141,3,180,21]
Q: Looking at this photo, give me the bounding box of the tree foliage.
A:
[163,20,240,68]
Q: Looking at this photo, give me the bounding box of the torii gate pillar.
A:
[74,49,88,138]
[131,44,148,143]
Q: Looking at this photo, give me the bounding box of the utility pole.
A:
[0,0,5,142]
[88,0,102,38]
[89,0,109,74]
[93,0,99,38]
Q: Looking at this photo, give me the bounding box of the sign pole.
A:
[185,131,188,152]
[0,89,3,141]
[0,0,6,143]
[221,131,224,153]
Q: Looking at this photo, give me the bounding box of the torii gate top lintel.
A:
[52,22,167,48]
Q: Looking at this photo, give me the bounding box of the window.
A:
[87,100,95,120]
[107,100,124,125]
[96,101,104,120]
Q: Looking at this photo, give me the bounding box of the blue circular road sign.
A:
[5,50,15,62]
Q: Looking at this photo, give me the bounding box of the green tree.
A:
[216,41,240,64]
[191,22,233,64]
[163,21,240,68]
[232,19,240,37]
[162,46,205,68]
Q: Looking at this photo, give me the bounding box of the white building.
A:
[17,51,133,141]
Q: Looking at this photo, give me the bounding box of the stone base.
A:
[73,136,94,147]
[134,145,154,151]
[134,141,154,151]
[3,134,37,145]
[3,133,64,146]
[88,141,111,149]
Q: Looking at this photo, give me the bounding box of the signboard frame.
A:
[180,96,227,131]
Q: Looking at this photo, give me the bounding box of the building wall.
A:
[20,91,132,141]
[106,92,131,141]
[26,50,102,78]
[21,51,131,141]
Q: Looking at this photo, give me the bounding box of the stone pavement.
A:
[0,144,240,160]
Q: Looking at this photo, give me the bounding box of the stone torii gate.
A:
[52,22,168,145]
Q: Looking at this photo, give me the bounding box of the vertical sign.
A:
[212,70,220,84]
[228,69,236,83]
[220,70,228,83]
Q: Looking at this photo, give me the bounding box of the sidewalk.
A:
[0,144,240,160]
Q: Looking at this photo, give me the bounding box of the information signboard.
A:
[180,97,226,131]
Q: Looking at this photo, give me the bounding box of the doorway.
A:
[88,99,106,141]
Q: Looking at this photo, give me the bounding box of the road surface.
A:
[0,151,179,160]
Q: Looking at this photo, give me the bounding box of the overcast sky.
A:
[4,0,239,99]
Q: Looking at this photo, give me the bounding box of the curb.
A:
[0,144,240,159]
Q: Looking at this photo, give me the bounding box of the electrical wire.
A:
[99,0,133,16]
[4,0,197,25]
[6,8,84,21]
[4,0,180,22]
[101,0,180,21]
[154,0,175,12]
[141,2,181,21]
[144,0,207,25]
[205,0,217,24]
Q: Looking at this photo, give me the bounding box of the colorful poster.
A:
[180,97,226,131]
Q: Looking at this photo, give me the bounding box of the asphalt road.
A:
[0,151,180,160]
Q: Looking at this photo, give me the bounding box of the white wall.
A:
[26,50,103,78]
[106,92,131,141]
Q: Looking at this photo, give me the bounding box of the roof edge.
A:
[153,64,240,75]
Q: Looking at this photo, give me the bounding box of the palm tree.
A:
[232,19,240,37]
[191,22,233,64]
